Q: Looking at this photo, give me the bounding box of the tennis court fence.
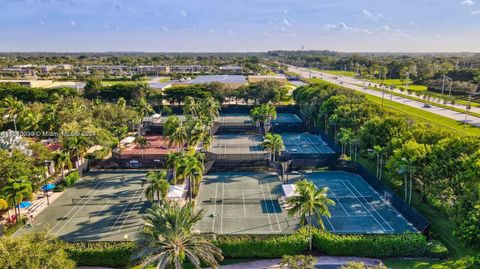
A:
[333,161,431,235]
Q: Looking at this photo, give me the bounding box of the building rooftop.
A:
[186,75,246,85]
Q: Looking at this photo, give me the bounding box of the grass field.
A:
[314,69,356,77]
[369,79,428,91]
[100,80,146,86]
[365,94,480,136]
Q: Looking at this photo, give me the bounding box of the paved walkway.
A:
[288,65,480,128]
[216,256,382,269]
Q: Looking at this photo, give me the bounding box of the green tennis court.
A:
[17,171,150,241]
[305,171,417,234]
[195,172,300,234]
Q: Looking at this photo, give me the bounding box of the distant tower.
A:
[301,45,304,51]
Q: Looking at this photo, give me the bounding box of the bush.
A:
[213,232,308,258]
[64,241,135,268]
[64,171,80,187]
[426,240,449,259]
[313,231,427,258]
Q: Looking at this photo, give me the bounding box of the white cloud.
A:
[325,22,371,34]
[284,33,298,38]
[472,10,480,14]
[282,8,288,14]
[227,30,235,35]
[115,26,120,31]
[264,32,272,37]
[381,25,391,31]
[39,19,45,26]
[268,20,274,25]
[461,0,474,6]
[162,26,169,32]
[278,27,287,32]
[283,18,291,26]
[362,9,384,20]
[208,29,215,34]
[181,10,187,17]
[70,20,76,27]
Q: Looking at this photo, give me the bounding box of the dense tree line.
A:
[294,81,480,249]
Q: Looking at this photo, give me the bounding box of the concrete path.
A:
[217,256,383,269]
[288,65,480,128]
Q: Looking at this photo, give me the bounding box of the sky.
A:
[0,0,479,52]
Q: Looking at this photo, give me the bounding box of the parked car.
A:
[126,160,142,168]
[423,103,432,108]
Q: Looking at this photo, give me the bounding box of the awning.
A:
[167,185,186,199]
[282,184,298,198]
[41,183,55,191]
[16,201,32,209]
[120,136,135,145]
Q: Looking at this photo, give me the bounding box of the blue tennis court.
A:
[305,171,416,234]
[280,133,335,154]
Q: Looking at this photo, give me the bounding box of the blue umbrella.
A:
[16,201,32,209]
[41,183,55,191]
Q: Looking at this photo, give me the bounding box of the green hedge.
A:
[313,230,427,258]
[64,171,80,187]
[426,240,449,259]
[213,232,308,258]
[64,241,135,268]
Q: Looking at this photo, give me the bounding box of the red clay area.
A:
[119,136,179,159]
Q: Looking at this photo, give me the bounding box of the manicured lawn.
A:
[383,256,476,269]
[314,69,356,77]
[369,79,428,91]
[364,94,480,136]
[100,80,146,86]
[132,258,256,269]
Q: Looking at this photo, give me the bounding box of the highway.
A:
[287,65,480,128]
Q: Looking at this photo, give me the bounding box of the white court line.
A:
[220,182,225,233]
[116,188,145,233]
[110,183,143,231]
[263,182,282,233]
[242,190,247,217]
[211,181,219,233]
[54,181,107,235]
[324,215,336,232]
[341,181,388,232]
[259,182,274,232]
[50,180,104,233]
[329,189,350,216]
[345,180,395,232]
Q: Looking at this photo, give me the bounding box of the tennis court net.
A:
[207,197,279,204]
[71,198,138,205]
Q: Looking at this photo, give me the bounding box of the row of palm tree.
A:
[263,132,285,162]
[165,151,204,200]
[250,104,277,134]
[136,178,334,268]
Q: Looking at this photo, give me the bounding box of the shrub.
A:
[213,232,308,258]
[64,241,135,268]
[313,231,427,258]
[64,171,80,187]
[426,240,449,259]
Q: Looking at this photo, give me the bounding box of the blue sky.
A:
[0,0,479,52]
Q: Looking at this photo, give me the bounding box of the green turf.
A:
[100,81,146,86]
[364,94,480,136]
[314,69,356,77]
[383,256,477,269]
[368,79,428,91]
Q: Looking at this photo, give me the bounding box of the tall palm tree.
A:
[0,96,24,131]
[178,153,204,201]
[52,150,72,179]
[18,108,42,132]
[263,133,284,162]
[137,202,223,269]
[144,171,170,205]
[287,180,335,251]
[65,135,91,168]
[2,179,32,219]
[166,152,183,185]
[135,136,151,158]
[169,125,187,151]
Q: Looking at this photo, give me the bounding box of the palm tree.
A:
[169,125,187,151]
[166,152,183,185]
[0,96,24,131]
[18,108,42,132]
[393,156,416,204]
[287,180,335,251]
[52,150,73,179]
[137,202,223,269]
[178,153,204,201]
[0,198,11,220]
[2,179,32,219]
[263,133,284,162]
[135,136,151,158]
[65,135,90,168]
[144,171,170,205]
